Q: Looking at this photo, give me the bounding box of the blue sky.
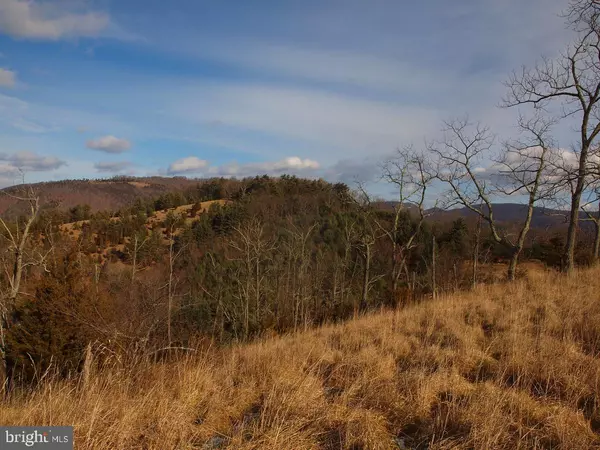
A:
[0,0,574,191]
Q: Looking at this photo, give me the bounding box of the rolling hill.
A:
[0,177,594,234]
[0,177,204,217]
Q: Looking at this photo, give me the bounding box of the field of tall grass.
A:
[1,267,600,449]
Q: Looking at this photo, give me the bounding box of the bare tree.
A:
[162,222,188,348]
[351,184,383,313]
[496,116,559,277]
[330,213,357,311]
[379,147,435,301]
[282,219,316,331]
[0,186,49,391]
[229,218,276,339]
[503,0,600,271]
[431,116,556,280]
[129,232,149,285]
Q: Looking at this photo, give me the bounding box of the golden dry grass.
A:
[2,267,600,449]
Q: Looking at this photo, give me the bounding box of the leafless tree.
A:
[329,213,357,311]
[129,233,149,285]
[162,222,188,348]
[282,219,316,331]
[351,184,383,313]
[379,147,435,301]
[503,0,600,271]
[0,186,50,391]
[430,116,556,280]
[229,218,276,338]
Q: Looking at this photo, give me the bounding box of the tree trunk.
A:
[360,243,371,312]
[473,215,481,289]
[563,146,588,272]
[0,316,9,396]
[167,233,175,347]
[592,221,600,265]
[563,193,581,272]
[431,235,437,299]
[507,249,520,281]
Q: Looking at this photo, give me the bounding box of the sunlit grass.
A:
[1,267,599,449]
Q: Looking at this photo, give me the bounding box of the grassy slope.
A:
[2,268,600,449]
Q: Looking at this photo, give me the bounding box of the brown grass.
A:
[2,267,600,449]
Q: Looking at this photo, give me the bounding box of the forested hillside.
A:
[0,174,593,389]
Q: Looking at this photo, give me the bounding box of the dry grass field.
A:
[1,267,600,449]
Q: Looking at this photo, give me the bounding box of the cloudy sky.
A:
[0,0,574,189]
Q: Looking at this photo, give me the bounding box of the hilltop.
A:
[0,176,586,234]
[0,177,205,217]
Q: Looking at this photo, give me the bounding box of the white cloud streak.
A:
[0,150,65,174]
[0,0,110,40]
[86,135,131,153]
[170,82,442,161]
[199,43,444,95]
[168,156,208,174]
[209,156,320,177]
[94,161,134,173]
[0,68,16,88]
[167,156,320,177]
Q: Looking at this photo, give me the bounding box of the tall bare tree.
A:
[503,0,600,271]
[129,232,149,285]
[283,219,316,331]
[229,218,276,339]
[0,187,48,391]
[431,117,556,280]
[351,185,382,313]
[379,147,434,301]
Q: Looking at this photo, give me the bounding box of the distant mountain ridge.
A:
[377,201,593,231]
[0,177,594,232]
[0,177,204,217]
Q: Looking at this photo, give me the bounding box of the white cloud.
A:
[276,156,319,170]
[94,161,133,173]
[168,156,208,174]
[86,135,131,153]
[0,0,109,40]
[0,68,16,88]
[210,156,320,177]
[166,155,320,177]
[199,43,444,95]
[0,150,65,174]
